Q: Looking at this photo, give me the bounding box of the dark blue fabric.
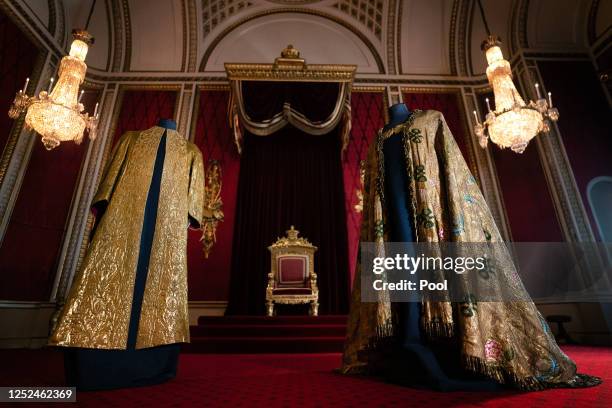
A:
[63,126,181,391]
[381,108,502,391]
[157,118,177,130]
[127,131,167,348]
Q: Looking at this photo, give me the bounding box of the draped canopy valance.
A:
[225,45,356,154]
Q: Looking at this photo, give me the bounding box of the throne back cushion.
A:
[277,255,308,287]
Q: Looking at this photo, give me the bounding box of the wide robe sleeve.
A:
[92,132,134,207]
[188,144,205,228]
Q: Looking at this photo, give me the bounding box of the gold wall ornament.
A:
[224,45,356,83]
[200,159,224,258]
[8,29,99,150]
[354,159,366,213]
[266,226,319,316]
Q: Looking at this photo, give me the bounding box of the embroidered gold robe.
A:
[342,110,597,390]
[50,126,204,350]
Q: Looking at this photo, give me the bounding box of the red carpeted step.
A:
[190,323,347,337]
[188,315,348,353]
[197,315,347,326]
[182,336,346,354]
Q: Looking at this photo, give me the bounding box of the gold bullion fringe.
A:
[462,355,545,391]
[422,321,454,338]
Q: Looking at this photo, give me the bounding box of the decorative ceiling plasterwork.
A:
[456,0,471,76]
[121,0,131,71]
[385,0,397,75]
[447,0,460,75]
[202,0,254,35]
[332,0,384,40]
[7,0,597,80]
[110,0,124,72]
[199,7,386,74]
[186,0,198,71]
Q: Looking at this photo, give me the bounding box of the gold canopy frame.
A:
[224,45,357,82]
[225,45,356,154]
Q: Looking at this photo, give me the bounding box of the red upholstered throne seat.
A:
[266,227,318,316]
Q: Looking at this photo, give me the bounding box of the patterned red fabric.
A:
[188,90,241,300]
[278,256,307,286]
[0,9,40,152]
[112,90,178,146]
[0,90,100,300]
[342,92,385,283]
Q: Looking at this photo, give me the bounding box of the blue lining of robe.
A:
[64,121,180,391]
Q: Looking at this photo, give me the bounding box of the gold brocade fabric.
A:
[50,126,204,350]
[341,110,581,390]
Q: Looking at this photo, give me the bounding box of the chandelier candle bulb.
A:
[473,110,480,125]
[22,77,29,93]
[93,102,98,117]
[47,77,54,93]
[485,98,492,112]
[78,90,84,103]
[535,83,542,99]
[548,92,553,107]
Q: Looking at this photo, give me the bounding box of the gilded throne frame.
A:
[266,226,319,317]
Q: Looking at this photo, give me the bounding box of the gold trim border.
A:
[224,63,356,82]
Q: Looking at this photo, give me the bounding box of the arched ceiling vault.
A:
[13,0,601,79]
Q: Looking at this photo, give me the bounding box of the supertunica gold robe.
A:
[342,109,600,390]
[50,126,204,350]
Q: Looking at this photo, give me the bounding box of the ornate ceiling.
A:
[10,0,611,79]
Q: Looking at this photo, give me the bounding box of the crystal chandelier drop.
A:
[472,1,559,154]
[8,4,99,150]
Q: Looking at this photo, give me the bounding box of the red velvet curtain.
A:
[188,89,241,300]
[342,91,385,283]
[112,90,177,146]
[226,126,350,315]
[0,8,40,152]
[0,90,99,301]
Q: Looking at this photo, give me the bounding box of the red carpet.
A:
[0,345,609,407]
[185,315,347,353]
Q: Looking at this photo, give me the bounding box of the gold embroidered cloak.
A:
[342,110,593,390]
[50,126,204,350]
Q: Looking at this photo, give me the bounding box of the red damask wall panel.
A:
[342,91,385,282]
[112,90,178,146]
[188,89,240,300]
[0,90,100,301]
[538,60,612,241]
[0,9,40,153]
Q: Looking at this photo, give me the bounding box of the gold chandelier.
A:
[8,2,99,150]
[472,1,558,154]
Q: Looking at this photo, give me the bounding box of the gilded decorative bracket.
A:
[200,159,224,258]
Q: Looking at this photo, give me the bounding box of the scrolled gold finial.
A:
[281,45,300,59]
